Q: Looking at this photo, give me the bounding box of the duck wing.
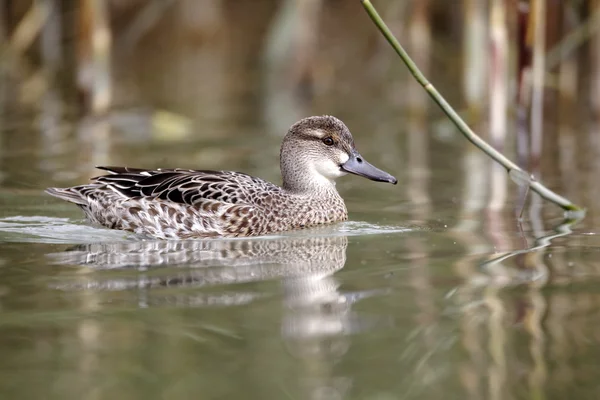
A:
[93,166,279,207]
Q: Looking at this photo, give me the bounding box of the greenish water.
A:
[0,131,599,399]
[3,2,600,398]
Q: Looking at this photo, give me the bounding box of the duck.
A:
[45,116,397,239]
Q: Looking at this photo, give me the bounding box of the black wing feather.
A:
[91,166,277,207]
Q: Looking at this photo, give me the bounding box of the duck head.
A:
[280,116,397,192]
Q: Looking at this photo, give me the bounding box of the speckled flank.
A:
[45,116,390,239]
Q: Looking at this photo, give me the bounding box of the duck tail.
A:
[45,187,89,206]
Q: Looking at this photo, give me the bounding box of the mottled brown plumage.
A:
[45,116,397,239]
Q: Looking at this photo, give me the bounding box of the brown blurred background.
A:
[1,0,600,219]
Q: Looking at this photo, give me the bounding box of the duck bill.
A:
[341,152,397,184]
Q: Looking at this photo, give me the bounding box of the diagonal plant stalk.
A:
[361,0,584,213]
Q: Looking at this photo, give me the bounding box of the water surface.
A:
[2,3,600,399]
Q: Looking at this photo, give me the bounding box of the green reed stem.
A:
[361,0,583,213]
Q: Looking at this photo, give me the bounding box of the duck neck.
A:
[281,158,340,198]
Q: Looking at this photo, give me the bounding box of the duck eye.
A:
[322,137,334,146]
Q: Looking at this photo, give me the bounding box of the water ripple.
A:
[0,216,412,244]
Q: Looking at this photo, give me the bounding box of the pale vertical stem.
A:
[489,0,508,150]
[77,1,111,179]
[463,0,488,116]
[76,292,102,400]
[39,0,61,77]
[452,153,490,399]
[406,1,435,379]
[530,0,546,170]
[452,132,491,291]
[558,4,579,198]
[80,0,111,115]
[488,0,508,210]
[485,206,512,256]
[90,0,111,115]
[485,287,506,400]
[408,0,430,86]
[262,0,321,134]
[459,149,488,220]
[547,294,572,390]
[516,1,531,172]
[515,0,533,216]
[525,288,548,397]
[455,6,493,388]
[385,1,409,107]
[406,0,431,207]
[264,0,322,89]
[38,0,64,159]
[591,0,600,114]
[455,2,488,264]
[458,291,485,400]
[527,193,547,279]
[289,0,322,88]
[9,0,48,55]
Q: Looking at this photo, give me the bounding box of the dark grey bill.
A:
[341,152,397,184]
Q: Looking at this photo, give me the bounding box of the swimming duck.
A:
[45,116,397,239]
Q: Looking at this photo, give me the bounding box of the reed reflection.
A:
[451,216,582,400]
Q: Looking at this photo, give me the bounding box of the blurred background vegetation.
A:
[1,0,600,214]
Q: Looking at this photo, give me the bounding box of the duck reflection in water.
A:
[50,234,386,398]
[50,233,384,330]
